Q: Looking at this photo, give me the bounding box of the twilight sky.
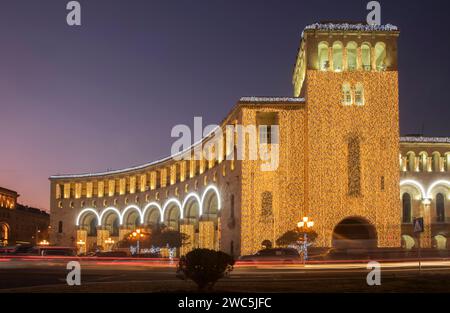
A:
[1,0,450,211]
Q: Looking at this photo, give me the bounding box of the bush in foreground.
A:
[177,249,235,291]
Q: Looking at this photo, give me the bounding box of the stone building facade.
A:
[0,187,50,246]
[49,22,450,256]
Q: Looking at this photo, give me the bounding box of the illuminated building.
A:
[0,187,50,246]
[400,137,450,250]
[49,22,449,256]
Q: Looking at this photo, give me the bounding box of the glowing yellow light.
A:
[105,238,115,244]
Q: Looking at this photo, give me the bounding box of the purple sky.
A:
[1,0,450,211]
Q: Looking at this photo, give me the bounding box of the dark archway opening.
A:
[332,217,377,252]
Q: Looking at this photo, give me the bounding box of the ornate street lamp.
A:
[38,240,50,246]
[297,217,314,263]
[129,228,145,255]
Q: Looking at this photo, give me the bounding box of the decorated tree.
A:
[276,229,318,247]
[152,227,190,249]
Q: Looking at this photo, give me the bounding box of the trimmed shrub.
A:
[177,249,235,290]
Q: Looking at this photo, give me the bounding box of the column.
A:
[216,218,221,251]
[119,228,131,242]
[328,47,333,71]
[97,228,110,249]
[420,200,432,248]
[342,46,348,71]
[199,220,215,249]
[180,224,195,256]
[371,47,376,71]
[76,229,87,255]
[357,47,362,71]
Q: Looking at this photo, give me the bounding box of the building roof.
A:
[239,97,305,103]
[0,187,18,197]
[400,136,450,144]
[303,22,399,33]
[51,97,306,180]
[15,204,49,216]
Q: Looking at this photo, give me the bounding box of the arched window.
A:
[332,42,343,72]
[346,42,357,71]
[361,43,371,71]
[355,83,364,106]
[419,152,428,172]
[406,152,416,172]
[374,42,386,71]
[402,193,412,223]
[342,83,352,105]
[436,193,446,223]
[58,221,63,233]
[318,42,329,71]
[432,152,441,172]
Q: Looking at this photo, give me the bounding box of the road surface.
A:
[1,257,450,292]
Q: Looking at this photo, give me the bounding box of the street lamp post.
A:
[131,229,144,256]
[77,239,85,255]
[297,217,314,263]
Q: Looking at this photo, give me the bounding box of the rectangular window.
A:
[190,158,196,178]
[180,161,186,182]
[108,180,115,197]
[208,146,215,169]
[257,112,279,145]
[55,184,62,199]
[129,176,136,194]
[140,174,147,192]
[75,183,82,199]
[119,178,126,195]
[259,126,269,144]
[199,157,205,174]
[64,183,71,199]
[342,89,352,105]
[160,169,167,188]
[98,181,104,198]
[355,84,364,106]
[86,182,93,198]
[170,165,177,185]
[150,172,157,190]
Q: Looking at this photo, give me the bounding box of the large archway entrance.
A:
[332,217,377,251]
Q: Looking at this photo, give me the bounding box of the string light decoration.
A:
[199,221,215,249]
[305,70,401,248]
[180,224,195,256]
[240,106,307,255]
[50,25,407,255]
